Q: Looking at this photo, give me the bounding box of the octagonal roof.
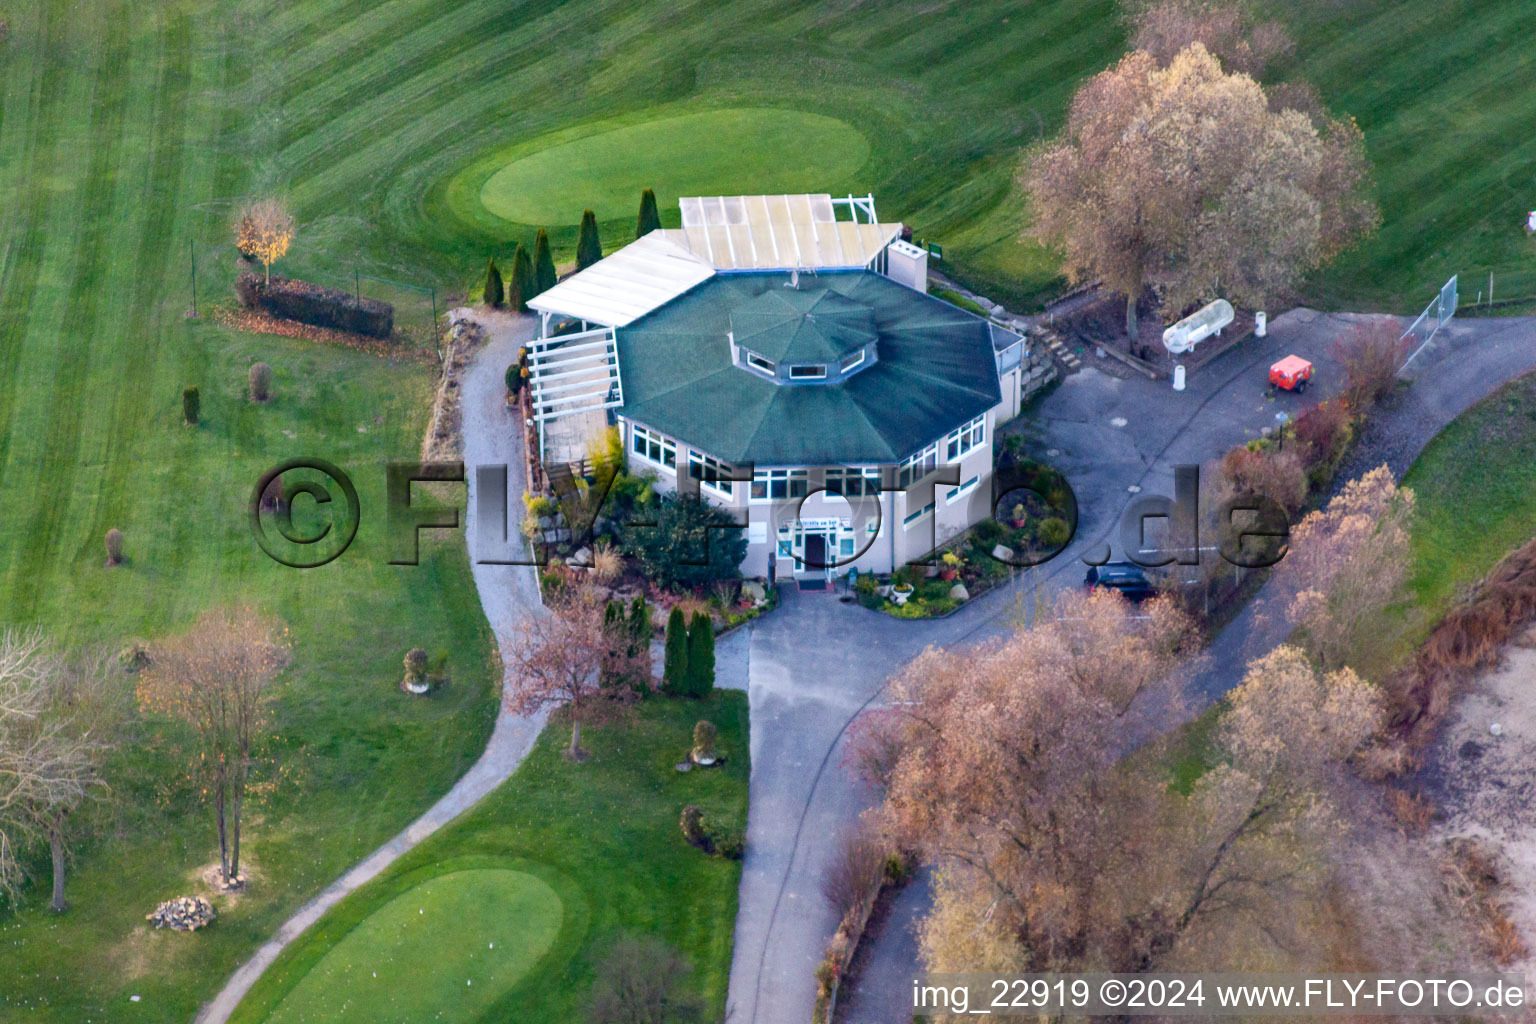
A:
[730,288,877,365]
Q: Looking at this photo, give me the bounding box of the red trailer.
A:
[1268,354,1313,394]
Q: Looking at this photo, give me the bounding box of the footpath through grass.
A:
[230,692,750,1024]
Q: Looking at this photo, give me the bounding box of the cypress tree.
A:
[182,386,200,425]
[533,228,557,295]
[662,606,689,697]
[601,601,624,687]
[576,209,603,271]
[635,188,661,239]
[483,256,504,308]
[686,611,715,698]
[509,243,534,313]
[627,595,654,688]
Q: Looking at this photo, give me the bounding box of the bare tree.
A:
[1269,466,1413,670]
[1129,0,1293,78]
[136,607,289,887]
[0,632,121,910]
[1025,45,1376,355]
[505,585,650,759]
[235,198,295,285]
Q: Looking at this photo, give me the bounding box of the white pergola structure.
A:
[524,326,624,458]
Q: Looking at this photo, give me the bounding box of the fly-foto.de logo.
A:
[247,459,1291,571]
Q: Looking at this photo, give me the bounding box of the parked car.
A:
[1084,561,1157,602]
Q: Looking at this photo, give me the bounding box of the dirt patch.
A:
[212,307,436,363]
[1425,643,1536,976]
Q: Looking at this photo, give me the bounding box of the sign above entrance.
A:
[790,517,852,531]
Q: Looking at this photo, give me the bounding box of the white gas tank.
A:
[1163,299,1235,355]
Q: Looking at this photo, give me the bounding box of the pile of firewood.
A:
[146,896,215,931]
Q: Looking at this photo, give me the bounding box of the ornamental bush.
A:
[692,719,718,762]
[182,386,200,425]
[248,362,273,403]
[104,528,124,567]
[483,255,504,308]
[686,611,714,698]
[533,229,557,295]
[576,209,602,271]
[508,243,534,313]
[662,607,688,696]
[635,188,661,239]
[622,492,747,590]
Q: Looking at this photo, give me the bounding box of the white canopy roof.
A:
[530,194,903,328]
[528,231,715,328]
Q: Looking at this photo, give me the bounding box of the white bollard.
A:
[1255,311,1267,337]
[1173,364,1186,392]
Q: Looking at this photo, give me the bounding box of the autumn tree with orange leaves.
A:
[137,606,289,888]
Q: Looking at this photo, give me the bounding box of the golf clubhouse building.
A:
[526,194,1029,582]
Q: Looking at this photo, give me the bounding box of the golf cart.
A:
[1268,354,1313,395]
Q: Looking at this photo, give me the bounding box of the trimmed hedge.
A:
[236,271,394,338]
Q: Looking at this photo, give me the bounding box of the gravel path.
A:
[194,310,547,1024]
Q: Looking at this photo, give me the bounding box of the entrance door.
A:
[803,533,827,572]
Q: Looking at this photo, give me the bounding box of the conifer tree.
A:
[576,209,603,271]
[662,606,689,696]
[686,611,715,698]
[635,188,661,239]
[483,255,504,308]
[509,243,534,312]
[533,228,557,295]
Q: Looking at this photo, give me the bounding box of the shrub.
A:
[691,719,718,762]
[182,386,200,425]
[1220,445,1308,513]
[686,611,714,698]
[505,361,523,395]
[1290,398,1353,480]
[587,934,700,1024]
[533,228,557,295]
[508,243,534,313]
[622,492,747,590]
[248,362,273,403]
[1038,517,1070,548]
[635,188,661,239]
[402,647,428,692]
[235,272,394,338]
[704,819,744,860]
[117,640,151,672]
[821,822,886,917]
[1334,317,1404,412]
[576,209,602,271]
[591,541,623,582]
[662,607,688,696]
[679,804,706,846]
[482,255,504,308]
[972,517,1007,547]
[104,528,124,567]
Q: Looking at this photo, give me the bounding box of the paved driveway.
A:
[730,310,1536,1024]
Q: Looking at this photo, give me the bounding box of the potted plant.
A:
[939,551,963,581]
[1009,503,1028,530]
[890,582,914,605]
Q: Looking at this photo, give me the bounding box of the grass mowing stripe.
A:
[92,9,192,554]
[7,0,134,617]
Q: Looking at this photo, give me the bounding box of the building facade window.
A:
[839,349,866,373]
[751,468,809,501]
[825,467,881,496]
[688,450,735,497]
[789,364,826,380]
[945,414,987,462]
[897,442,939,489]
[747,352,776,374]
[946,475,980,505]
[903,499,936,528]
[631,424,676,469]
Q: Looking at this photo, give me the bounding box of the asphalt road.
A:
[728,309,1536,1024]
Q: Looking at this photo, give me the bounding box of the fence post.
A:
[189,240,198,319]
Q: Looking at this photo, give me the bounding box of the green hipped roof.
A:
[729,287,877,364]
[615,271,1004,466]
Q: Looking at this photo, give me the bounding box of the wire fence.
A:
[1461,264,1536,312]
[188,241,441,356]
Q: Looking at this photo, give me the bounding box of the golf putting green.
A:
[478,108,870,225]
[262,868,563,1024]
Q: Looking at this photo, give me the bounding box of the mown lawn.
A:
[229,692,750,1024]
[1403,370,1536,620]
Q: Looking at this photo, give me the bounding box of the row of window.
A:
[631,420,987,499]
[741,347,867,380]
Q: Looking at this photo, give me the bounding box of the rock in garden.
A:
[948,583,970,601]
[741,580,766,602]
[991,544,1014,562]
